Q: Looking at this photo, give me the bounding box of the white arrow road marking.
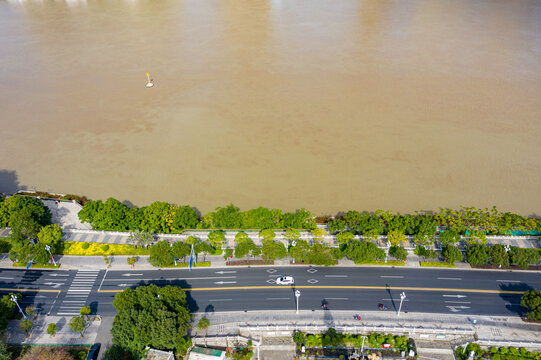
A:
[48,273,69,277]
[443,295,467,298]
[117,284,130,287]
[215,271,237,274]
[121,274,143,277]
[445,301,471,304]
[214,281,237,285]
[437,277,461,280]
[43,282,63,288]
[446,305,470,312]
[380,276,404,278]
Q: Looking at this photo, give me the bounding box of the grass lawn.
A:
[13,262,60,269]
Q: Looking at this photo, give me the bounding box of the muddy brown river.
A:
[1,0,540,215]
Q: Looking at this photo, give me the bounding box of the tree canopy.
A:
[111,285,192,356]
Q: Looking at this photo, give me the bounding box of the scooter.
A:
[378,304,387,311]
[353,314,361,321]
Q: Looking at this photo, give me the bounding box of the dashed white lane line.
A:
[325,298,349,300]
[380,276,404,278]
[325,275,348,278]
[266,297,290,300]
[209,299,232,302]
[444,301,471,304]
[438,277,462,281]
[496,280,521,282]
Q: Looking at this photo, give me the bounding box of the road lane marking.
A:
[0,277,15,280]
[443,295,467,298]
[209,299,232,302]
[98,269,108,292]
[97,285,528,294]
[266,297,290,300]
[496,280,521,282]
[444,301,471,304]
[325,275,348,278]
[382,298,409,301]
[437,278,461,281]
[121,274,143,277]
[380,276,404,278]
[215,271,237,274]
[326,298,349,300]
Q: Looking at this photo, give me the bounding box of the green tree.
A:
[0,195,52,228]
[387,230,406,246]
[31,243,51,264]
[327,219,347,234]
[335,231,354,245]
[207,231,226,248]
[171,206,199,231]
[441,245,463,265]
[111,285,192,356]
[69,316,86,337]
[185,235,200,245]
[47,323,58,337]
[293,331,305,345]
[25,305,36,318]
[172,242,191,262]
[148,241,174,267]
[521,290,541,322]
[438,229,461,246]
[261,239,287,261]
[19,319,33,336]
[234,238,257,258]
[344,240,385,264]
[509,247,540,268]
[389,246,408,261]
[283,229,301,243]
[80,306,91,319]
[488,244,510,267]
[196,317,210,339]
[212,204,243,229]
[128,230,155,249]
[0,340,10,360]
[311,228,327,243]
[308,243,337,266]
[466,230,487,246]
[140,202,175,233]
[37,224,62,249]
[259,229,276,242]
[466,244,489,265]
[414,245,437,260]
[195,242,214,262]
[289,240,312,264]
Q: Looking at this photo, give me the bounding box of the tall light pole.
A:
[295,290,300,315]
[11,295,27,319]
[44,245,56,266]
[397,292,406,317]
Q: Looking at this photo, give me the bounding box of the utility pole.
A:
[397,292,406,317]
[295,290,300,315]
[44,245,57,266]
[11,295,27,319]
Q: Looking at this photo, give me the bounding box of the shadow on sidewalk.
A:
[499,282,532,317]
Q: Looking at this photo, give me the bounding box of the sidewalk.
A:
[191,310,541,347]
[3,316,100,345]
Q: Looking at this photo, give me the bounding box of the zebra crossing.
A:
[57,269,99,315]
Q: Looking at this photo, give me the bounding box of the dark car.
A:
[87,343,101,360]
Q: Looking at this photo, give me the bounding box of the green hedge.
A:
[420,261,455,268]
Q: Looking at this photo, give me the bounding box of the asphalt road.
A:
[1,266,539,317]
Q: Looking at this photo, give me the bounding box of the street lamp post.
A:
[44,245,57,266]
[295,290,300,315]
[10,295,27,319]
[385,241,390,264]
[397,292,406,317]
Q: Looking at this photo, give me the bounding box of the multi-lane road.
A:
[0,266,538,317]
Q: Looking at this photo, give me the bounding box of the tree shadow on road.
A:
[499,282,532,316]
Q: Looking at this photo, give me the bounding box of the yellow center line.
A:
[97,285,526,294]
[0,287,60,293]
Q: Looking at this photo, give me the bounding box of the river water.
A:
[1,0,540,215]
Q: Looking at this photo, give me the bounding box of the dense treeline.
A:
[78,199,316,232]
[76,198,541,237]
[0,195,62,265]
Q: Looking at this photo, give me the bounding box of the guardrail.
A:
[476,339,541,348]
[239,324,474,336]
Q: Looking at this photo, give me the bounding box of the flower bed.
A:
[57,241,150,256]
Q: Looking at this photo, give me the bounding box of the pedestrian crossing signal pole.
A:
[45,244,57,266]
[295,290,300,315]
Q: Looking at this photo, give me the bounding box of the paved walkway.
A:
[4,315,100,345]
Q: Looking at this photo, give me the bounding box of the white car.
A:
[276,276,294,285]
